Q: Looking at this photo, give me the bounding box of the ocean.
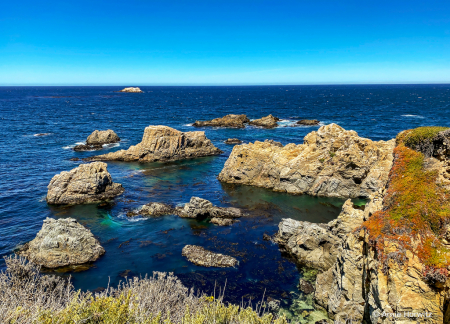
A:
[0,84,449,308]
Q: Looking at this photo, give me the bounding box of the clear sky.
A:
[1,0,450,85]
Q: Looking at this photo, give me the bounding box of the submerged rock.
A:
[182,245,238,267]
[17,218,105,268]
[175,197,244,225]
[219,123,395,198]
[225,138,242,145]
[193,114,250,128]
[297,119,320,126]
[127,202,174,217]
[88,126,222,162]
[74,129,120,151]
[119,87,143,93]
[248,114,280,128]
[46,162,124,205]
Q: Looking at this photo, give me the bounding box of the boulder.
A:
[297,119,320,126]
[182,245,238,267]
[127,202,174,217]
[248,114,280,128]
[119,87,143,93]
[17,218,105,268]
[46,162,124,205]
[73,144,103,151]
[88,126,222,162]
[175,197,245,224]
[86,130,120,145]
[218,123,395,198]
[225,138,242,145]
[193,114,250,128]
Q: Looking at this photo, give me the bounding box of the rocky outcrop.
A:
[119,87,143,93]
[193,114,250,128]
[46,162,124,205]
[182,245,238,267]
[248,114,280,128]
[74,130,120,151]
[88,126,222,162]
[127,202,174,217]
[17,218,105,268]
[175,197,244,225]
[297,119,320,126]
[225,138,242,145]
[218,123,395,198]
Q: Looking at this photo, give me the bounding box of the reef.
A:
[88,125,222,162]
[46,162,124,205]
[17,218,105,268]
[219,123,395,198]
[182,245,238,267]
[193,114,250,128]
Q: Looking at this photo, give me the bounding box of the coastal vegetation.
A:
[1,256,287,324]
[363,127,450,271]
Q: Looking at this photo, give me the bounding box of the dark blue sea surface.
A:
[0,85,449,305]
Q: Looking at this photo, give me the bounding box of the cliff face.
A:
[219,124,395,198]
[89,126,222,162]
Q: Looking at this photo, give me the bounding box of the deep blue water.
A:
[0,85,449,305]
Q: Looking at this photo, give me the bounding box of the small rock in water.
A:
[296,119,320,126]
[73,144,103,151]
[299,278,315,294]
[182,245,238,268]
[249,114,280,128]
[127,202,174,217]
[225,138,242,144]
[193,114,249,128]
[70,157,80,161]
[263,233,271,241]
[86,129,120,145]
[17,218,105,268]
[34,133,51,136]
[119,87,143,93]
[210,217,237,226]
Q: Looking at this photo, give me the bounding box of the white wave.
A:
[103,143,120,149]
[117,211,148,222]
[33,133,52,137]
[184,123,193,126]
[402,114,424,118]
[62,145,75,150]
[277,119,297,127]
[38,195,47,202]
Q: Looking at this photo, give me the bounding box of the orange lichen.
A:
[362,143,450,270]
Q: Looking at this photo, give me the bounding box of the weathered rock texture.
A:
[18,218,105,268]
[248,114,280,128]
[225,138,242,145]
[175,197,244,225]
[182,245,238,267]
[219,123,395,198]
[89,126,222,162]
[127,202,174,217]
[74,130,120,151]
[46,162,124,205]
[119,87,143,93]
[193,114,250,128]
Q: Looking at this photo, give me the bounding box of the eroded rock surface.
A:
[219,123,395,198]
[225,138,242,145]
[127,202,174,217]
[46,162,124,205]
[193,114,250,128]
[182,245,238,267]
[119,87,143,93]
[18,218,105,268]
[248,114,280,128]
[88,126,222,162]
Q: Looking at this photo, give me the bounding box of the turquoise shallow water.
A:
[0,85,449,305]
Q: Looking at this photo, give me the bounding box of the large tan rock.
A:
[248,114,280,128]
[193,114,250,128]
[89,126,222,162]
[46,162,124,205]
[218,123,395,198]
[18,218,105,268]
[86,130,120,145]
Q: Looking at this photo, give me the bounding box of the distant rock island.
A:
[119,87,143,93]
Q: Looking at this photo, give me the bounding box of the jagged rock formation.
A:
[127,202,174,217]
[175,197,244,225]
[46,162,124,205]
[182,245,238,267]
[74,130,120,151]
[119,87,143,93]
[88,126,222,162]
[248,114,280,128]
[297,119,320,126]
[219,123,395,198]
[225,138,242,145]
[17,218,105,268]
[192,114,250,128]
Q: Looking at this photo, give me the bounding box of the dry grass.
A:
[0,256,287,324]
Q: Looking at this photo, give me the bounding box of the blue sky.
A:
[1,0,449,85]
